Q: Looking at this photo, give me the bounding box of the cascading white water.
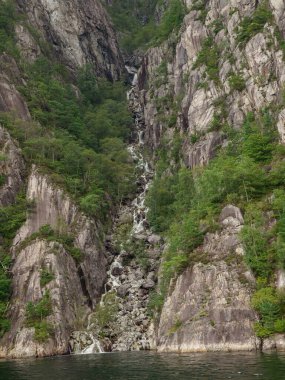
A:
[127,144,153,235]
[73,65,157,354]
[81,338,103,354]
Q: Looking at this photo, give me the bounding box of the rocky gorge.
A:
[1,0,285,358]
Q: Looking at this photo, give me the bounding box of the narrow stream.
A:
[70,67,160,354]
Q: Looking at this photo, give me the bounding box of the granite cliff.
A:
[1,0,285,358]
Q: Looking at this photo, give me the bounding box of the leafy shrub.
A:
[191,0,208,22]
[92,292,119,329]
[0,0,19,57]
[228,73,246,92]
[34,321,54,342]
[26,292,52,324]
[18,224,85,264]
[146,175,176,233]
[237,2,273,45]
[154,0,186,44]
[102,0,158,53]
[3,60,135,221]
[26,292,54,342]
[274,319,285,333]
[210,19,224,35]
[0,174,6,187]
[251,287,285,338]
[241,112,276,163]
[253,322,272,338]
[0,193,28,245]
[0,193,28,334]
[241,224,271,279]
[168,318,183,335]
[193,37,220,83]
[147,291,165,316]
[39,224,55,237]
[0,302,10,338]
[147,109,285,308]
[40,269,55,288]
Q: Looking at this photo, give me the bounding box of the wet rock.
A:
[125,303,133,312]
[147,234,162,245]
[277,269,285,289]
[142,279,155,289]
[111,266,123,276]
[102,338,113,352]
[117,285,129,298]
[147,271,156,281]
[219,205,244,227]
[138,288,148,297]
[133,233,148,240]
[275,334,285,350]
[118,212,133,225]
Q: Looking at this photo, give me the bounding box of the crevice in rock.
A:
[77,266,93,310]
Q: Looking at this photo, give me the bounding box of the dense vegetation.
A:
[146,110,285,326]
[0,193,29,337]
[1,60,136,222]
[237,1,273,45]
[0,0,136,339]
[26,292,54,342]
[0,0,18,57]
[91,291,119,331]
[102,0,186,53]
[16,224,85,263]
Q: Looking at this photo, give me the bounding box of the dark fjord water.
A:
[1,351,285,380]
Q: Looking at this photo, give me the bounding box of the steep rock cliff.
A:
[0,0,125,358]
[0,167,108,358]
[133,0,285,352]
[0,54,31,120]
[137,0,285,161]
[157,206,258,352]
[0,240,86,358]
[2,0,285,357]
[0,126,25,206]
[16,0,124,79]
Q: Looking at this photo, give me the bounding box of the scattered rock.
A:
[147,234,161,245]
[219,205,244,226]
[118,212,133,225]
[117,284,129,298]
[142,279,155,289]
[111,266,123,276]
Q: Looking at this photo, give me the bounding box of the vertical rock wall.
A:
[16,0,124,79]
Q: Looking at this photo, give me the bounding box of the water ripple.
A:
[1,351,285,380]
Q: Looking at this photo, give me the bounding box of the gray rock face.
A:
[0,127,25,206]
[16,0,123,79]
[0,54,30,205]
[0,167,108,358]
[15,25,41,63]
[0,240,87,358]
[156,206,258,352]
[14,167,108,303]
[136,0,285,163]
[219,205,244,227]
[129,0,285,352]
[0,55,31,121]
[183,132,224,168]
[0,0,122,358]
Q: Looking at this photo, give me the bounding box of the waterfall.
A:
[71,65,159,354]
[81,338,103,355]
